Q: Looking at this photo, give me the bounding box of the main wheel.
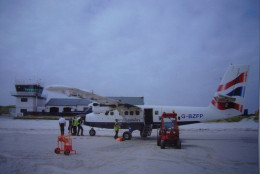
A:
[140,131,147,137]
[160,140,165,149]
[123,131,132,140]
[89,128,96,136]
[64,149,70,155]
[54,148,60,154]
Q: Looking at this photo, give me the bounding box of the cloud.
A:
[0,0,258,113]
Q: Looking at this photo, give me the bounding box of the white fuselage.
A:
[85,104,241,130]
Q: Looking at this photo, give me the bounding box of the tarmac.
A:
[0,116,258,174]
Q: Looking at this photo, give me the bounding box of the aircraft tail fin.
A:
[210,65,249,115]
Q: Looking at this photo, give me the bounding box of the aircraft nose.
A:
[84,113,92,126]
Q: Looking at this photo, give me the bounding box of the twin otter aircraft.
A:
[47,65,249,140]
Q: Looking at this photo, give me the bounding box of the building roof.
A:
[46,97,144,106]
[46,98,91,106]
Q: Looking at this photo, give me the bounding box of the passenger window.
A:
[130,111,134,115]
[135,111,140,115]
[124,111,128,115]
[155,111,159,115]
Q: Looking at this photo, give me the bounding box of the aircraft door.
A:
[144,108,153,124]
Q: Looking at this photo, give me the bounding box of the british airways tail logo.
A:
[212,72,247,112]
[217,72,247,92]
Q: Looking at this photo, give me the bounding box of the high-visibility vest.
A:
[73,119,79,126]
[114,121,119,131]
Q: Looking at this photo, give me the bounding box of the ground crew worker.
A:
[58,116,66,136]
[77,117,84,136]
[68,118,73,134]
[72,117,78,136]
[114,119,119,139]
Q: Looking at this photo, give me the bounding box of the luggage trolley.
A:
[54,134,76,155]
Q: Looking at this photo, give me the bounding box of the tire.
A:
[54,148,60,154]
[64,149,70,155]
[123,131,132,140]
[176,140,181,149]
[160,140,165,149]
[157,136,161,146]
[140,131,147,138]
[89,129,96,136]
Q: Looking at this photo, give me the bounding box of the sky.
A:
[0,0,259,113]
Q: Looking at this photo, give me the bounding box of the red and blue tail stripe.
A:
[226,86,246,97]
[211,99,243,112]
[217,72,247,92]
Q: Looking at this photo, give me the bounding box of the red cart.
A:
[157,113,181,149]
[54,134,76,155]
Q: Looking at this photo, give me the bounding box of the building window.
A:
[20,109,27,113]
[110,111,114,116]
[124,111,128,115]
[155,111,159,115]
[50,107,59,113]
[135,111,140,115]
[21,98,28,102]
[63,107,71,112]
[130,111,134,115]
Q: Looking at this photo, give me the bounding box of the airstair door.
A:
[144,108,153,124]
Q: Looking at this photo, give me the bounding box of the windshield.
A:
[163,117,176,129]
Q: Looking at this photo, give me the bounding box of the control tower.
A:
[11,80,47,116]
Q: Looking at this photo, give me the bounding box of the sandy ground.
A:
[0,116,258,174]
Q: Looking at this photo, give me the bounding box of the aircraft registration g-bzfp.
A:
[47,65,249,140]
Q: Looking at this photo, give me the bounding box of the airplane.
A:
[46,65,249,140]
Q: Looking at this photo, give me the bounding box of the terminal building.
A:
[11,81,144,116]
[11,81,47,116]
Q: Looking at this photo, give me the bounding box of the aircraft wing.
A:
[46,86,140,109]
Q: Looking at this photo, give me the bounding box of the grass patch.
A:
[0,105,15,114]
[214,115,258,123]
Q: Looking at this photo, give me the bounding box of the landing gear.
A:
[123,131,132,140]
[140,125,152,138]
[140,130,147,137]
[89,128,96,136]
